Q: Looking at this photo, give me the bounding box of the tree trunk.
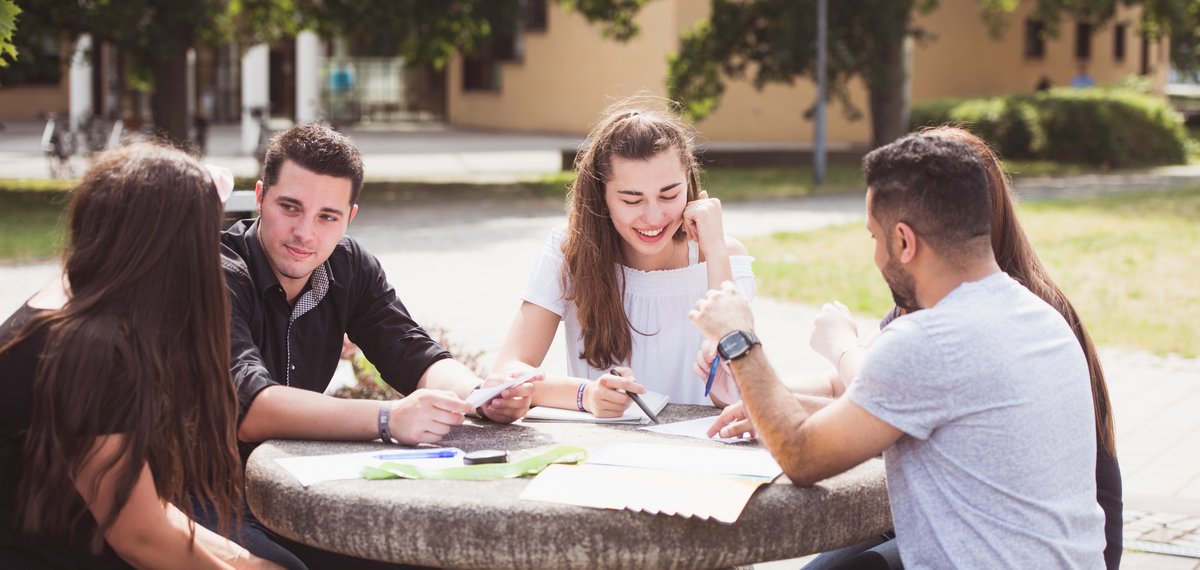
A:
[867,10,912,148]
[150,44,189,148]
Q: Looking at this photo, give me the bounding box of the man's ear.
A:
[895,222,918,264]
[254,180,264,213]
[348,203,359,224]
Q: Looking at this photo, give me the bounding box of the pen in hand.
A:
[610,369,660,424]
[703,355,720,398]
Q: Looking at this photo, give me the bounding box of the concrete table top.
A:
[246,404,892,569]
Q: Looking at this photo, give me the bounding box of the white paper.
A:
[524,391,669,423]
[274,448,463,487]
[585,443,782,480]
[466,370,538,408]
[639,416,754,444]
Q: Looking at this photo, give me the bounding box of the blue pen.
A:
[703,356,720,397]
[374,449,458,460]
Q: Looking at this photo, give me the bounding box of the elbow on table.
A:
[782,461,827,487]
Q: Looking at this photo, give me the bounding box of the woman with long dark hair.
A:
[492,101,755,415]
[0,143,278,568]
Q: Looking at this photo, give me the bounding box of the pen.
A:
[610,369,660,424]
[374,449,458,460]
[703,356,720,398]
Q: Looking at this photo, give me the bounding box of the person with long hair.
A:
[0,144,280,569]
[709,126,1120,569]
[492,103,755,415]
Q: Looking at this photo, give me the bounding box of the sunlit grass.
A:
[746,187,1200,357]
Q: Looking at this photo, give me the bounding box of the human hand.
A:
[706,400,757,440]
[693,339,739,404]
[236,553,285,570]
[387,389,474,445]
[477,369,541,423]
[583,367,645,418]
[689,281,755,342]
[809,301,859,365]
[682,190,727,258]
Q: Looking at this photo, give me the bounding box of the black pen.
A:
[610,369,660,424]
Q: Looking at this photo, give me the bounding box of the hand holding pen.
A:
[582,367,647,419]
[609,369,660,424]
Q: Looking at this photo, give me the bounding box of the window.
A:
[1113,23,1127,62]
[1024,19,1046,59]
[1076,22,1092,60]
[522,0,548,32]
[462,57,501,92]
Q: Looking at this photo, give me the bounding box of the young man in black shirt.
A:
[222,123,535,448]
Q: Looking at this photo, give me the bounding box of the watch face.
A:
[719,332,751,360]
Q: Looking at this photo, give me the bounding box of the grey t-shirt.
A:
[847,272,1105,569]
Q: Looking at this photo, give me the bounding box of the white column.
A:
[69,34,93,131]
[186,48,196,136]
[241,43,270,154]
[296,31,321,125]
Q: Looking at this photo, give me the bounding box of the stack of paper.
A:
[275,448,463,487]
[638,416,754,444]
[523,391,669,424]
[520,443,782,524]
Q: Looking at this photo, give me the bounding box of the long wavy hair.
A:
[564,104,701,370]
[924,126,1116,458]
[0,143,242,551]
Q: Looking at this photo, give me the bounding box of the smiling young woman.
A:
[489,102,756,415]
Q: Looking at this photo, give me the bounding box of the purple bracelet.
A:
[576,381,588,412]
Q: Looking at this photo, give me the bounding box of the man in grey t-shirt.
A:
[689,133,1105,568]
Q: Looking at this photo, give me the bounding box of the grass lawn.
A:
[0,191,68,262]
[745,187,1200,357]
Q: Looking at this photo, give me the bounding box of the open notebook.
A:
[523,391,669,423]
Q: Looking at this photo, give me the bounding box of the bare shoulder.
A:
[724,235,749,256]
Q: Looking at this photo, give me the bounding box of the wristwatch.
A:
[717,330,761,361]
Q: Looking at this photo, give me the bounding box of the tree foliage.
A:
[0,0,20,67]
[583,0,1200,147]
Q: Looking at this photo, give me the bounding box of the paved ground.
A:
[1,122,1198,567]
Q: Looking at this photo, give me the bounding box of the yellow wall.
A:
[447,1,872,143]
[447,0,1171,144]
[912,0,1168,100]
[0,83,69,120]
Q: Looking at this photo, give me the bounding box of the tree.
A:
[13,0,290,147]
[583,0,1200,148]
[0,0,18,68]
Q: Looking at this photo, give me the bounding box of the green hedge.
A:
[911,88,1187,167]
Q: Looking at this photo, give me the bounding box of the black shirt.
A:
[221,219,452,420]
[0,305,131,569]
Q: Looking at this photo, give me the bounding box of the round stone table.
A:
[246,404,891,569]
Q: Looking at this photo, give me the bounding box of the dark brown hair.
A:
[921,126,1116,458]
[262,123,365,205]
[564,104,700,369]
[0,143,243,550]
[863,133,994,264]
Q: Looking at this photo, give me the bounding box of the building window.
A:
[1024,19,1046,60]
[1113,23,1127,62]
[463,57,500,92]
[1076,22,1092,60]
[0,31,62,87]
[522,0,548,32]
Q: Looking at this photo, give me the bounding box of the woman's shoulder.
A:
[724,234,749,257]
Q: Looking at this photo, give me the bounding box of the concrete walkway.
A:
[1,122,1198,567]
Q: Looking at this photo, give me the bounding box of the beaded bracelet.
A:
[378,403,396,444]
[576,381,588,412]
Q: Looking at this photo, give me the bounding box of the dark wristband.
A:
[378,403,395,444]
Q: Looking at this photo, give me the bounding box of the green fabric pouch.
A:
[361,445,586,481]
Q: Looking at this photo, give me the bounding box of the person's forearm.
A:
[237,385,378,443]
[704,246,733,290]
[730,349,815,482]
[532,376,594,409]
[418,358,480,399]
